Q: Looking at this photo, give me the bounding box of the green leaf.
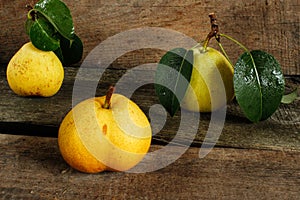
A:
[25,18,34,35]
[25,0,83,65]
[54,34,83,65]
[155,48,193,116]
[234,50,285,122]
[34,0,75,41]
[281,88,298,104]
[29,17,60,51]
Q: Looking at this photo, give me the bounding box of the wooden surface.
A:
[1,0,299,74]
[1,134,300,199]
[1,0,300,199]
[0,66,299,199]
[0,66,299,151]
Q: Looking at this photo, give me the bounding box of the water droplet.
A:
[244,75,254,84]
[272,70,281,75]
[159,89,166,96]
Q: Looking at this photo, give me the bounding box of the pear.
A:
[181,46,234,112]
[58,87,152,173]
[6,42,64,97]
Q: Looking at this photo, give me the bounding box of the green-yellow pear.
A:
[181,46,234,112]
[6,42,64,97]
[58,88,152,173]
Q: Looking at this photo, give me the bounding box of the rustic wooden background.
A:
[0,0,299,74]
[0,0,299,199]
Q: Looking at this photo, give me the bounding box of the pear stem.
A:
[203,13,220,50]
[103,86,115,109]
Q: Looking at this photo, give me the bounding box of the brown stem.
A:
[203,13,220,49]
[103,86,115,109]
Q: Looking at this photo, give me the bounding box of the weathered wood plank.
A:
[0,0,299,74]
[0,67,299,151]
[0,134,300,199]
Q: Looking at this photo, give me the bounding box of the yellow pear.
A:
[6,42,64,97]
[181,46,234,112]
[58,88,152,173]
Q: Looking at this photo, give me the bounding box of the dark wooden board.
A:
[1,0,299,74]
[0,66,299,151]
[1,134,300,199]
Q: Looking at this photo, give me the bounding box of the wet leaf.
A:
[25,0,83,65]
[54,34,83,65]
[155,48,193,116]
[29,17,60,51]
[25,18,34,35]
[34,0,75,41]
[234,50,285,122]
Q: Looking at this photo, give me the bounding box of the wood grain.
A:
[0,0,299,74]
[0,134,300,199]
[1,1,299,198]
[0,66,299,151]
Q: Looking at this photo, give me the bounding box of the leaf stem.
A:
[217,42,233,66]
[219,33,250,53]
[220,33,260,84]
[27,9,36,21]
[220,33,263,118]
[190,43,202,50]
[219,33,258,75]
